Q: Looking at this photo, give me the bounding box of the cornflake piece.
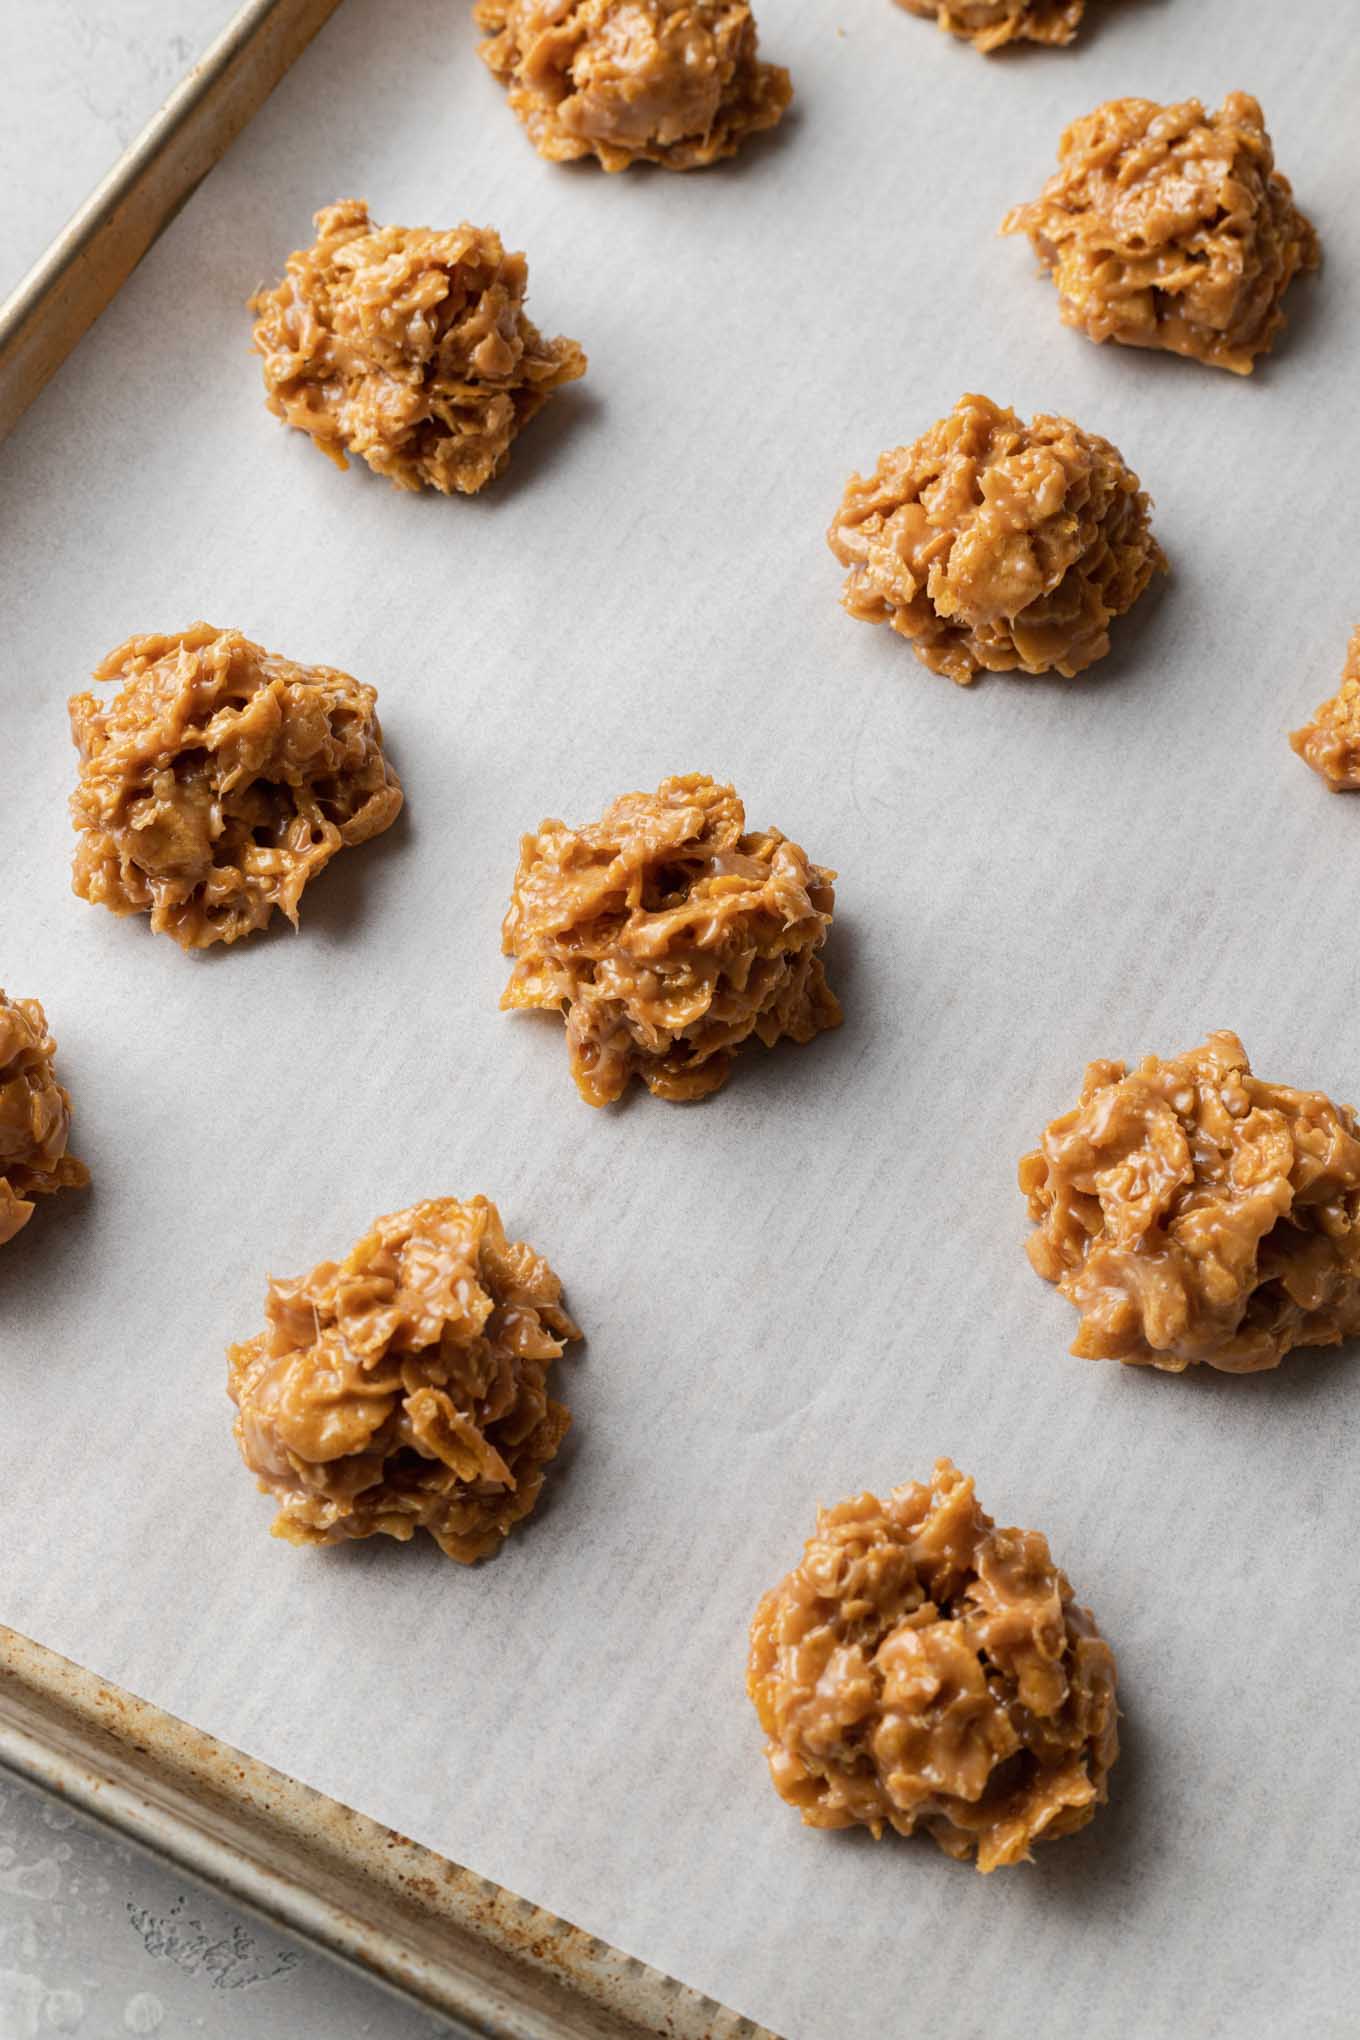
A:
[248,200,586,493]
[228,1196,579,1563]
[474,0,791,172]
[502,773,840,1105]
[1002,93,1319,376]
[1291,628,1360,790]
[1021,1031,1360,1373]
[69,625,402,951]
[748,1460,1118,1872]
[896,0,1084,53]
[828,393,1164,683]
[0,992,88,1247]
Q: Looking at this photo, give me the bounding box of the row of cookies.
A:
[248,82,1320,512]
[14,993,1354,1878]
[29,589,1357,995]
[468,1,1105,177]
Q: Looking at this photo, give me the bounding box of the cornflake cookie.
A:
[828,393,1165,683]
[69,625,402,951]
[0,992,88,1247]
[896,0,1084,54]
[748,1460,1118,1872]
[249,200,586,493]
[1291,627,1360,790]
[228,1196,579,1562]
[474,0,791,172]
[1002,94,1320,376]
[1021,1031,1360,1373]
[502,773,840,1104]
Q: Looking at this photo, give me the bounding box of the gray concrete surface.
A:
[0,0,241,296]
[0,1766,457,2039]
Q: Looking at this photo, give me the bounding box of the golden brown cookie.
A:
[828,394,1165,682]
[501,773,840,1103]
[474,0,790,171]
[748,1460,1118,1871]
[0,992,88,1247]
[69,625,402,950]
[1002,94,1319,375]
[1291,628,1360,789]
[1021,1032,1360,1371]
[896,0,1084,54]
[249,200,586,493]
[228,1196,579,1562]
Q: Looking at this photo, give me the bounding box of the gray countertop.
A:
[0,1,242,297]
[0,1766,455,2039]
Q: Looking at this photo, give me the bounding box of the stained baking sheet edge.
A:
[0,1624,775,2040]
[0,0,344,444]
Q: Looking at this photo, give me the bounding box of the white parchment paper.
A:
[3,4,1359,2035]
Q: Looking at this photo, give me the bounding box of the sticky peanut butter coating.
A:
[248,200,586,494]
[501,773,840,1105]
[1291,628,1360,790]
[228,1196,580,1563]
[1021,1032,1360,1373]
[748,1461,1118,1873]
[0,993,88,1248]
[1002,94,1320,377]
[897,0,1084,53]
[68,625,402,951]
[474,0,791,172]
[828,394,1165,684]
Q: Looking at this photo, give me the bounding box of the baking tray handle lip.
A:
[0,0,291,334]
[0,0,346,448]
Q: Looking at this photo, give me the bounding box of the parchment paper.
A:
[3,4,1358,2036]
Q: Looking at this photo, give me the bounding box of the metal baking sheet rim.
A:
[0,1626,774,2040]
[0,8,773,2033]
[0,0,343,444]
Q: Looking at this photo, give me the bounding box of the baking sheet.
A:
[2,3,1358,2036]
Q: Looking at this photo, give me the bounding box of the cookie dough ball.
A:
[1291,628,1360,790]
[249,200,586,494]
[1021,1031,1360,1372]
[828,393,1165,683]
[228,1196,579,1562]
[0,992,88,1247]
[474,0,791,172]
[501,772,840,1104]
[896,0,1084,53]
[748,1460,1118,1871]
[1002,94,1319,376]
[68,624,403,951]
